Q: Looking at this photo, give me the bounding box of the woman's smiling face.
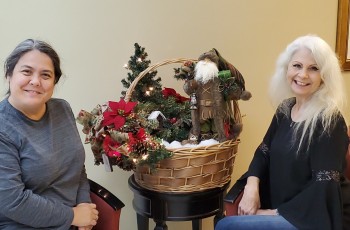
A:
[287,47,322,100]
[8,49,55,119]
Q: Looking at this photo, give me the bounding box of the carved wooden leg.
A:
[214,212,225,228]
[214,187,227,228]
[154,220,168,230]
[137,213,149,230]
[192,219,202,230]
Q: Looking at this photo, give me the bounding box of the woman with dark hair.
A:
[0,39,98,229]
[216,35,350,230]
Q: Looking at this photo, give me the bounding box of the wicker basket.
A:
[125,58,241,193]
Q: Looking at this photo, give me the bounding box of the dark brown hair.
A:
[4,39,62,84]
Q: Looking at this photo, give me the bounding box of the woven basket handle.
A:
[124,58,197,102]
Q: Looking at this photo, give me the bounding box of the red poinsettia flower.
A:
[128,128,147,146]
[127,128,148,154]
[162,87,189,103]
[176,94,190,103]
[103,135,122,157]
[136,128,146,140]
[162,87,177,98]
[102,99,137,129]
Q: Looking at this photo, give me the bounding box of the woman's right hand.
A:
[238,176,261,215]
[72,203,99,228]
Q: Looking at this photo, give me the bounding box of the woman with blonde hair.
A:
[216,35,350,230]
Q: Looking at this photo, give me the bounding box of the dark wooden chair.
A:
[89,179,125,230]
[224,127,350,216]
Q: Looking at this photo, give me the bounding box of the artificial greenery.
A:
[77,43,192,171]
[121,43,192,143]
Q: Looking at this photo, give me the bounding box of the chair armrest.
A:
[89,179,125,210]
[223,177,247,216]
[224,178,246,204]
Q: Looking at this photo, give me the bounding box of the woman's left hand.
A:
[78,226,93,230]
[256,209,278,215]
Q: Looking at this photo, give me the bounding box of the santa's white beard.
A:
[194,60,219,84]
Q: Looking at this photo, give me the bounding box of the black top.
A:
[247,98,350,230]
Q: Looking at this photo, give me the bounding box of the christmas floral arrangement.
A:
[76,43,251,172]
[77,98,166,171]
[76,44,192,171]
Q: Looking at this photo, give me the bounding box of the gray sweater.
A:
[0,98,90,229]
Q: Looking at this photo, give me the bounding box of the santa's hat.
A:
[210,48,252,101]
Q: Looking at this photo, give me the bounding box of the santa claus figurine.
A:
[182,49,251,143]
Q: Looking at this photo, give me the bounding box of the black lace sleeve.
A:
[246,111,281,178]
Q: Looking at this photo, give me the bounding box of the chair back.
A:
[89,179,125,230]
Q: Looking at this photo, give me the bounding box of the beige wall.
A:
[0,1,348,229]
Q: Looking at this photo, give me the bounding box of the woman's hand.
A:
[256,209,278,215]
[78,227,93,230]
[238,176,260,215]
[72,203,99,228]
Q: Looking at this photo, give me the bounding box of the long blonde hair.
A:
[269,35,347,151]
